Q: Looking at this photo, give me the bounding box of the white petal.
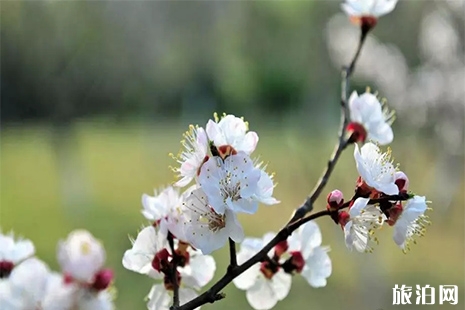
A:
[180,253,216,289]
[122,226,164,279]
[179,287,199,308]
[301,247,332,288]
[299,221,322,256]
[147,284,171,310]
[78,290,115,310]
[246,276,279,310]
[233,264,261,290]
[348,198,370,217]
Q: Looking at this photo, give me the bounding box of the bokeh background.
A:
[1,0,464,309]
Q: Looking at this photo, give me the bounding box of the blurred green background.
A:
[1,1,464,310]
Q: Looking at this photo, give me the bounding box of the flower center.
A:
[260,260,279,279]
[202,208,226,232]
[219,172,241,202]
[0,261,14,278]
[80,241,91,255]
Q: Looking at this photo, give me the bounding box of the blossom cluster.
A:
[122,114,283,309]
[0,229,114,310]
[330,142,431,254]
[117,1,431,310]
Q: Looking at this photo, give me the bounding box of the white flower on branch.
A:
[233,233,292,310]
[123,225,216,309]
[57,230,106,284]
[199,152,265,215]
[341,197,386,253]
[287,222,332,287]
[172,125,209,188]
[347,90,394,145]
[142,185,197,242]
[0,256,114,310]
[342,0,398,26]
[182,188,244,254]
[147,284,199,310]
[206,114,259,156]
[392,195,430,252]
[354,142,399,196]
[0,230,35,278]
[122,226,168,280]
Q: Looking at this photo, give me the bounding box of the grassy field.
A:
[1,120,463,310]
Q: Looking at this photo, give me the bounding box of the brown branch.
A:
[288,27,370,225]
[177,210,331,310]
[167,234,180,309]
[228,238,237,271]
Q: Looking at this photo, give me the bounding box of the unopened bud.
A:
[394,171,409,192]
[327,190,344,211]
[92,269,113,291]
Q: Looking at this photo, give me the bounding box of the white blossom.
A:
[122,224,216,292]
[57,230,106,284]
[142,185,196,242]
[287,222,332,287]
[122,226,167,279]
[0,230,35,268]
[233,233,292,310]
[348,90,394,145]
[182,188,244,254]
[354,142,399,195]
[0,258,50,310]
[147,284,199,310]
[172,125,209,188]
[199,152,262,215]
[206,114,259,155]
[341,0,398,19]
[344,198,385,253]
[393,195,430,252]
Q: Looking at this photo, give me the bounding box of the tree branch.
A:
[167,234,180,309]
[288,28,369,225]
[228,238,237,271]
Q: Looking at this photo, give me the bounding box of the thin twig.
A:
[228,238,237,270]
[288,27,369,225]
[167,234,180,309]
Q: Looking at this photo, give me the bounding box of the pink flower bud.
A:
[394,171,409,192]
[327,189,344,211]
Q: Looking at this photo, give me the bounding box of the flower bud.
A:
[327,189,344,211]
[0,261,14,278]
